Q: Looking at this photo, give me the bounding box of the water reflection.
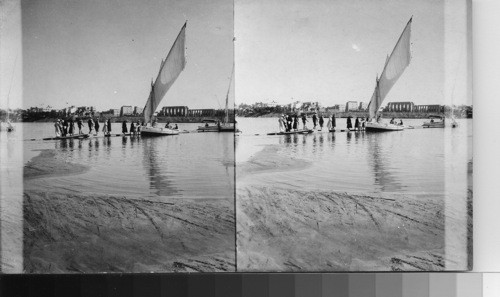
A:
[346,131,352,146]
[142,138,179,197]
[220,134,234,175]
[367,133,402,192]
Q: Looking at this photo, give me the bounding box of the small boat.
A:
[218,63,237,132]
[422,115,445,128]
[365,122,403,131]
[365,18,412,132]
[5,56,17,133]
[43,134,90,140]
[141,126,179,136]
[197,64,237,133]
[141,23,186,136]
[267,129,313,136]
[197,119,220,132]
[2,121,15,132]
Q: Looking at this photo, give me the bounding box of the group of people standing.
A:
[345,116,368,130]
[54,117,114,137]
[279,113,369,132]
[121,120,143,136]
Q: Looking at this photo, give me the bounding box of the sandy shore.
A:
[236,145,472,272]
[24,149,90,180]
[23,149,235,273]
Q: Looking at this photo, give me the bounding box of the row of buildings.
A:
[383,102,444,113]
[238,100,448,114]
[239,100,370,113]
[159,106,228,117]
[17,104,228,120]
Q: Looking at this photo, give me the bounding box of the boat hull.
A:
[43,134,90,140]
[197,125,219,132]
[197,124,237,132]
[267,129,313,135]
[365,122,404,132]
[422,122,445,128]
[218,125,236,132]
[141,126,179,136]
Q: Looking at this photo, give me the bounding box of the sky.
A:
[1,0,470,111]
[17,0,234,110]
[235,0,471,107]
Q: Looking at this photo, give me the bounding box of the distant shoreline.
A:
[17,115,226,123]
[236,141,472,271]
[237,112,471,119]
[22,147,236,273]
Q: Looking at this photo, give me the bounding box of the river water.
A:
[236,117,472,198]
[12,122,234,200]
[4,117,472,199]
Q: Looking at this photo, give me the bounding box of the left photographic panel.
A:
[0,0,235,273]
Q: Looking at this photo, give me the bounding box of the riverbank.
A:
[237,186,451,271]
[24,149,89,179]
[236,112,471,119]
[23,149,235,273]
[236,143,472,271]
[20,115,227,124]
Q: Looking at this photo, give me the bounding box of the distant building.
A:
[267,100,278,107]
[134,106,144,115]
[336,104,346,112]
[187,109,216,117]
[77,106,94,116]
[427,104,443,113]
[65,106,77,115]
[28,107,44,113]
[346,101,358,111]
[324,107,338,115]
[302,101,320,112]
[120,105,133,116]
[359,102,368,111]
[290,101,302,111]
[161,106,188,116]
[413,104,443,113]
[102,108,120,116]
[385,101,414,112]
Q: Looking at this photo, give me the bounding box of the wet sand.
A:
[237,145,472,271]
[23,150,235,273]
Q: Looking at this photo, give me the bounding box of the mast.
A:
[142,22,187,125]
[150,80,155,123]
[6,55,18,123]
[224,63,235,124]
[374,77,380,119]
[367,17,412,119]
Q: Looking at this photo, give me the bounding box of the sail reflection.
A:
[367,133,402,192]
[142,138,180,197]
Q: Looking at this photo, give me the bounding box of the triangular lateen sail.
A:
[368,17,412,119]
[224,63,234,124]
[143,23,187,123]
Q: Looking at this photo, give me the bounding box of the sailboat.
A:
[5,111,15,132]
[3,56,17,132]
[218,64,237,132]
[197,64,236,132]
[141,23,187,136]
[365,17,412,132]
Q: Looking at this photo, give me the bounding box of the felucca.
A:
[365,18,412,132]
[141,23,186,136]
[197,64,236,132]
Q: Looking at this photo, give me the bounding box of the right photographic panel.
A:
[235,0,471,271]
